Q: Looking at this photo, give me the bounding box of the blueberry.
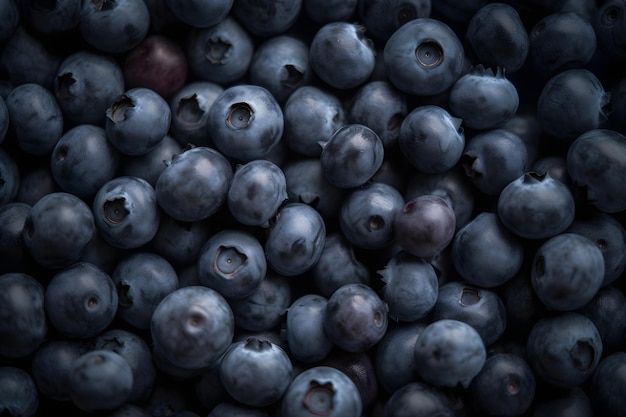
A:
[92,176,160,250]
[50,124,121,201]
[113,252,179,330]
[383,18,466,96]
[122,135,183,188]
[226,159,288,227]
[265,202,326,277]
[375,321,425,393]
[379,250,439,322]
[0,0,19,42]
[382,381,455,417]
[526,312,602,388]
[536,69,612,143]
[449,65,519,130]
[22,191,96,269]
[281,366,363,417]
[430,281,507,346]
[566,128,626,213]
[165,0,233,28]
[339,181,405,250]
[68,349,134,412]
[105,87,172,156]
[578,285,626,354]
[0,273,47,359]
[399,104,465,173]
[465,2,529,73]
[358,0,431,43]
[593,0,626,59]
[0,366,39,417]
[44,261,118,339]
[15,165,61,207]
[219,337,293,407]
[151,285,235,371]
[285,294,334,363]
[0,202,31,274]
[304,0,358,25]
[394,194,456,258]
[323,283,388,353]
[197,229,266,299]
[0,95,7,145]
[5,82,63,156]
[231,0,302,38]
[309,22,376,90]
[451,211,524,288]
[0,147,19,205]
[531,155,572,187]
[413,318,487,388]
[207,84,284,162]
[208,402,270,417]
[150,213,213,267]
[531,232,605,311]
[320,123,385,189]
[155,146,233,222]
[589,351,626,417]
[282,85,347,157]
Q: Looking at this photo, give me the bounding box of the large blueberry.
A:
[589,351,626,417]
[357,0,431,42]
[231,0,302,38]
[382,381,455,417]
[0,202,31,274]
[122,135,183,189]
[165,0,233,28]
[0,366,39,417]
[375,321,425,393]
[285,294,334,364]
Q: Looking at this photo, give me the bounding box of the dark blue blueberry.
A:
[151,285,234,370]
[304,0,358,25]
[311,232,370,298]
[232,0,302,37]
[526,312,602,388]
[285,293,334,363]
[265,202,326,277]
[531,232,605,311]
[469,352,536,417]
[79,0,150,54]
[0,0,19,42]
[566,211,626,286]
[394,194,456,258]
[323,283,388,353]
[499,267,549,339]
[531,155,572,187]
[50,124,121,201]
[122,135,183,188]
[529,11,596,76]
[348,80,408,149]
[22,191,96,269]
[566,128,626,213]
[430,281,507,346]
[533,386,594,417]
[382,381,455,417]
[375,321,425,393]
[461,128,528,196]
[379,250,439,322]
[113,251,179,330]
[227,271,291,332]
[465,2,529,73]
[94,328,157,404]
[169,81,224,148]
[0,147,19,205]
[449,65,519,130]
[320,350,379,410]
[398,104,465,173]
[283,156,345,220]
[413,318,487,388]
[15,165,60,206]
[92,176,160,250]
[282,85,346,157]
[0,202,31,274]
[207,84,284,162]
[501,112,543,168]
[44,261,118,339]
[54,50,125,125]
[281,366,362,417]
[185,16,254,85]
[0,272,47,359]
[497,172,575,240]
[593,0,626,59]
[358,0,431,43]
[155,146,233,222]
[383,17,465,96]
[19,0,81,36]
[219,337,293,407]
[589,351,626,417]
[339,181,404,251]
[165,0,233,28]
[578,285,626,354]
[68,349,134,412]
[320,123,384,189]
[197,229,267,299]
[0,366,39,417]
[5,82,63,156]
[405,167,475,231]
[227,159,288,227]
[536,69,612,143]
[31,338,90,402]
[150,214,212,267]
[105,87,172,156]
[194,366,229,412]
[451,211,524,288]
[249,35,311,105]
[309,22,376,89]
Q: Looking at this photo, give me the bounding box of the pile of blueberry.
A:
[2,0,626,416]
